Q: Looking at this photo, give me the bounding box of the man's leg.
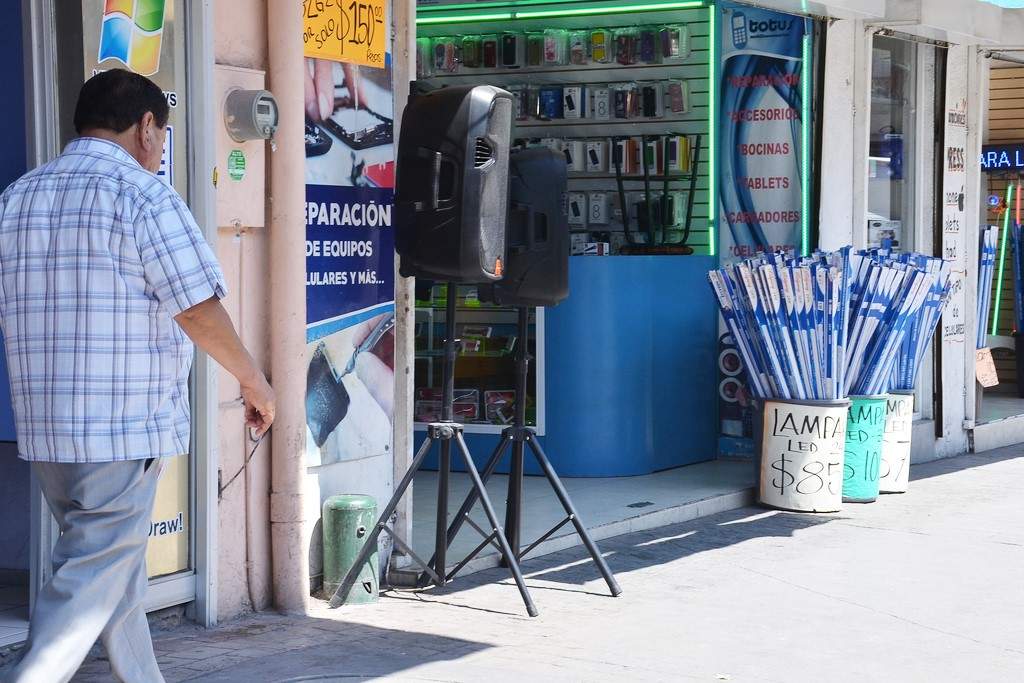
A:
[101,460,165,682]
[7,458,164,683]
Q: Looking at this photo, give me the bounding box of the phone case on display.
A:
[620,84,640,118]
[590,29,612,63]
[526,88,541,118]
[592,88,611,120]
[510,85,530,121]
[615,29,638,66]
[433,38,458,73]
[623,138,642,174]
[543,29,569,65]
[461,36,481,68]
[482,35,499,68]
[660,25,690,61]
[639,29,659,63]
[564,86,585,119]
[565,140,585,172]
[641,85,660,118]
[586,140,607,173]
[527,33,544,66]
[415,38,433,78]
[588,192,610,224]
[433,42,447,72]
[643,137,663,174]
[502,33,525,68]
[666,135,692,173]
[538,86,565,119]
[613,88,629,119]
[569,31,589,65]
[568,192,587,225]
[668,191,686,226]
[667,80,689,114]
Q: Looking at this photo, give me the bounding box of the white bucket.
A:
[758,399,849,513]
[880,391,914,494]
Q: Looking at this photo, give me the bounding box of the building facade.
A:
[0,0,1021,643]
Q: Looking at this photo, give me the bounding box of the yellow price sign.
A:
[303,0,387,69]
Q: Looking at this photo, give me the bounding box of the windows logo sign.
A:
[98,0,167,76]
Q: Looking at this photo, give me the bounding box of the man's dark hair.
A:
[73,69,169,135]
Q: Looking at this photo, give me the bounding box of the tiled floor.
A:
[979,394,1024,422]
[0,584,29,648]
[408,459,755,575]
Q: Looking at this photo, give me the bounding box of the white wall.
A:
[819,22,985,462]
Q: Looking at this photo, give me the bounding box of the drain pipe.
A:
[266,0,310,613]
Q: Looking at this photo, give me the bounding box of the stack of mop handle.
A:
[709,247,953,401]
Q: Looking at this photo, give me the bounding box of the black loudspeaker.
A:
[480,147,569,307]
[395,85,514,283]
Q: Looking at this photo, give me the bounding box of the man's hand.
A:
[175,297,276,437]
[241,372,275,437]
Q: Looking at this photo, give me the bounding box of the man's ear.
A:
[139,111,157,151]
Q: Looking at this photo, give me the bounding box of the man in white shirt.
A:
[0,69,274,683]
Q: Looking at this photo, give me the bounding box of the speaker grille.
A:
[473,138,493,167]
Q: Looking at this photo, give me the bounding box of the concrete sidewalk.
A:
[72,446,1024,682]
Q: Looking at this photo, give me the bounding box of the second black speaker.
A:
[394,85,513,283]
[479,147,570,308]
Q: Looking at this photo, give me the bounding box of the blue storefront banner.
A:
[719,1,810,261]
[717,3,811,457]
[305,184,395,343]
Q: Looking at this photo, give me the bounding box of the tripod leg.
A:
[329,436,436,607]
[455,432,539,617]
[527,435,622,597]
[432,438,451,588]
[502,435,525,566]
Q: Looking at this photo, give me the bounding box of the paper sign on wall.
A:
[976,347,999,387]
[303,0,387,69]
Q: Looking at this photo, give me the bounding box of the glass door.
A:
[868,35,918,252]
[867,35,946,424]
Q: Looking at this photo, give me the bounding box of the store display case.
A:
[414,284,544,435]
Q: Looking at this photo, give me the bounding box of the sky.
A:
[982,0,1024,7]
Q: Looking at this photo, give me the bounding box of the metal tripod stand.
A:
[429,307,622,598]
[328,285,538,617]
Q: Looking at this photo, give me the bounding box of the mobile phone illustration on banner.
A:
[732,13,748,48]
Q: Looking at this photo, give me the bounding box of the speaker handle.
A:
[510,201,536,251]
[411,148,457,212]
